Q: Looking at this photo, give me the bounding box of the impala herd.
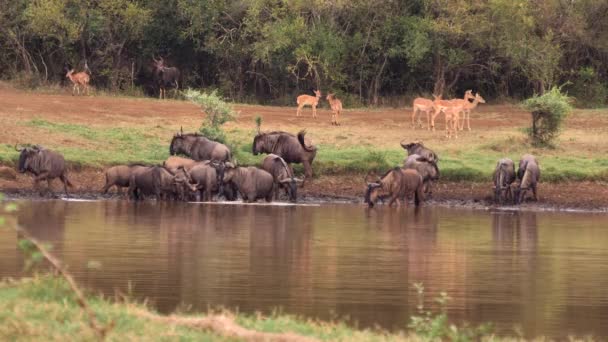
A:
[295,88,485,135]
[64,59,485,135]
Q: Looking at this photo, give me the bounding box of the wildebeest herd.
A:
[15,130,540,206]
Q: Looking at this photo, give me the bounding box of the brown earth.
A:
[1,83,608,210]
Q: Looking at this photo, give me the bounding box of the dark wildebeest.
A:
[189,161,221,202]
[222,163,274,203]
[152,57,180,99]
[261,154,302,202]
[492,158,516,204]
[364,168,424,208]
[128,166,194,201]
[400,140,439,164]
[172,166,197,201]
[16,145,72,197]
[169,131,232,162]
[515,154,540,204]
[102,164,149,195]
[252,130,317,184]
[403,154,439,197]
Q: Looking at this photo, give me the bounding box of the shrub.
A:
[184,89,238,144]
[522,86,573,146]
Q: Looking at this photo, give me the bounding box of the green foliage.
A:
[2,0,608,101]
[409,283,493,341]
[567,67,608,108]
[523,87,573,146]
[184,89,238,144]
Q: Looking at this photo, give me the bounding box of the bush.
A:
[184,89,238,144]
[522,87,573,146]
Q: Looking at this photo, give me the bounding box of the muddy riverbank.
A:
[2,167,608,211]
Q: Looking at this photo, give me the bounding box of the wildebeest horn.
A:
[14,144,23,152]
[279,178,293,184]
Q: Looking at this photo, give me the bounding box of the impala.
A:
[296,90,321,117]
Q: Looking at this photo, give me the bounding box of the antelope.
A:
[411,97,435,130]
[433,95,464,139]
[430,90,473,131]
[296,90,321,118]
[153,57,180,99]
[459,93,486,131]
[65,69,90,96]
[326,93,343,125]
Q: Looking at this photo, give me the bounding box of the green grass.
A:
[5,118,608,183]
[0,275,406,341]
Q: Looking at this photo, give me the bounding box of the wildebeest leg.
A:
[303,162,313,183]
[532,184,538,201]
[59,174,70,198]
[274,182,280,200]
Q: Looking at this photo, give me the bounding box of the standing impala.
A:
[326,93,343,125]
[459,92,486,131]
[296,89,321,118]
[65,69,90,96]
[430,90,473,131]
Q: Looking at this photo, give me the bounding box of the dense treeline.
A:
[1,0,607,106]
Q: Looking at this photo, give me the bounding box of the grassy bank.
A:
[2,117,608,182]
[0,275,474,341]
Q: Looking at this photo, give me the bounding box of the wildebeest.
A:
[169,131,232,162]
[515,154,540,204]
[172,166,197,201]
[152,57,180,99]
[222,163,274,203]
[102,164,149,195]
[364,167,424,208]
[400,140,439,164]
[16,145,72,197]
[492,158,516,204]
[252,130,317,183]
[261,154,301,202]
[128,165,195,201]
[403,154,439,196]
[189,161,221,202]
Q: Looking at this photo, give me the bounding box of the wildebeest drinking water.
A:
[128,165,195,201]
[261,154,302,202]
[169,131,232,162]
[16,145,73,197]
[364,168,424,208]
[515,154,540,204]
[252,130,317,183]
[492,158,516,204]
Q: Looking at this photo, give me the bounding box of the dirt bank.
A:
[2,167,607,211]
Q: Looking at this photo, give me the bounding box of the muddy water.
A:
[1,200,607,338]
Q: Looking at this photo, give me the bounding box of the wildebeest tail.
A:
[297,130,315,152]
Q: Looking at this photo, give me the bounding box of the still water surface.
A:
[1,200,607,338]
